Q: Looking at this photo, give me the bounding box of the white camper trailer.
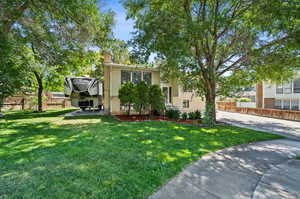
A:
[64,77,103,111]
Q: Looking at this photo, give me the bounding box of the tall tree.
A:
[124,0,300,125]
[1,0,114,112]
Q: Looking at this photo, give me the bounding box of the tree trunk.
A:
[127,103,131,116]
[139,104,143,115]
[33,71,44,112]
[203,81,217,126]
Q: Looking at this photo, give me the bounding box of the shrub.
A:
[118,82,136,115]
[181,112,188,120]
[133,81,149,115]
[188,112,197,119]
[188,110,202,120]
[149,84,165,115]
[166,109,181,120]
[239,97,251,102]
[194,110,201,119]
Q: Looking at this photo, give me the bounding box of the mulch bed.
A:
[114,115,202,125]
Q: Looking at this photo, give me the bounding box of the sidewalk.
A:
[149,139,300,199]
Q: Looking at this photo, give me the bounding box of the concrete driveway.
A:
[149,139,300,199]
[217,111,300,140]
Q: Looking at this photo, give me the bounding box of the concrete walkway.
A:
[217,111,300,140]
[63,110,106,117]
[149,139,300,199]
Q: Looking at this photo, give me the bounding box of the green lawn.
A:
[0,109,283,199]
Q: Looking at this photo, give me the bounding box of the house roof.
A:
[104,63,160,72]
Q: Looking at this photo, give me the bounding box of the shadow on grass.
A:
[2,109,77,120]
[0,111,284,199]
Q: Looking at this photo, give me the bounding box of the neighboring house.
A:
[236,87,256,102]
[102,53,205,115]
[256,73,300,110]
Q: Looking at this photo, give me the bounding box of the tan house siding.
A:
[103,63,160,115]
[161,81,205,113]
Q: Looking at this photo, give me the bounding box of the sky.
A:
[100,0,135,41]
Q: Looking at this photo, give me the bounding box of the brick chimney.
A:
[103,52,112,64]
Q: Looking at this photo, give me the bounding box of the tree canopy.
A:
[0,0,114,111]
[124,0,300,125]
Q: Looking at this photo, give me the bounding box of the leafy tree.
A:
[1,0,114,112]
[0,42,32,111]
[109,40,132,64]
[119,82,136,115]
[149,84,165,115]
[124,0,300,125]
[133,81,149,115]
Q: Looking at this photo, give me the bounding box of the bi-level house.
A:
[256,71,300,110]
[102,53,205,115]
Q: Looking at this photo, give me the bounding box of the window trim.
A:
[121,70,152,85]
[182,99,190,108]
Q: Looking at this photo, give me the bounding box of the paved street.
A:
[217,111,300,140]
[149,139,300,199]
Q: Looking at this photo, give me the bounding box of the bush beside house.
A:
[119,82,165,116]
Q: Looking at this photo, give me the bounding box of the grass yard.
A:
[0,109,283,199]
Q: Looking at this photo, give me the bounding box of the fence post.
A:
[21,98,25,110]
[62,99,66,108]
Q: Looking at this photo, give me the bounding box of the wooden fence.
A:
[217,102,300,121]
[0,93,71,111]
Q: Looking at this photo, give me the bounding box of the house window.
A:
[291,99,299,110]
[274,99,282,109]
[283,99,290,110]
[121,70,151,84]
[143,72,152,84]
[132,71,142,83]
[183,100,189,108]
[283,82,292,94]
[276,84,283,94]
[121,70,131,84]
[293,78,300,93]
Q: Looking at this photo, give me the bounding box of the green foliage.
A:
[0,109,282,198]
[188,112,197,120]
[239,98,251,102]
[119,82,136,115]
[0,0,114,111]
[124,0,300,125]
[109,40,132,64]
[0,36,33,102]
[188,111,201,120]
[149,84,165,115]
[166,109,181,120]
[195,110,202,119]
[133,81,150,115]
[181,112,188,120]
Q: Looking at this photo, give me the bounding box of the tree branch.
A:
[217,35,290,76]
[2,0,30,33]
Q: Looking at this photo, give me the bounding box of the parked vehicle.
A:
[64,77,103,111]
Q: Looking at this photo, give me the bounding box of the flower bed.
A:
[114,115,201,125]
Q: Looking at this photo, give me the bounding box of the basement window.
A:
[183,100,189,108]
